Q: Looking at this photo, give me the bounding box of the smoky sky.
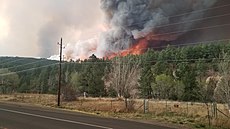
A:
[0,0,102,57]
[99,0,218,54]
[1,0,230,59]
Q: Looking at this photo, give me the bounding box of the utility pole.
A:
[57,38,63,107]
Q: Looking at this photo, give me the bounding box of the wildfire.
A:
[63,23,110,61]
[63,24,151,61]
[107,38,148,59]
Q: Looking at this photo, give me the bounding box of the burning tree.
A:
[104,55,140,99]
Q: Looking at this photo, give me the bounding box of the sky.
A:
[0,0,103,58]
[1,0,230,60]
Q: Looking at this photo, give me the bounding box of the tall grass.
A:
[0,94,229,129]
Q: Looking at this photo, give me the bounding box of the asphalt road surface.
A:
[0,102,176,129]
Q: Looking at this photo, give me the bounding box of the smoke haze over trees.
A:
[1,0,230,59]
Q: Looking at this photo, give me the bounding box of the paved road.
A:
[0,102,176,129]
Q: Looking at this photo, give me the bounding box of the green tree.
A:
[181,66,201,101]
[38,68,50,93]
[75,56,106,97]
[153,74,178,100]
[139,65,153,98]
[70,72,80,91]
[0,69,20,93]
[82,64,105,97]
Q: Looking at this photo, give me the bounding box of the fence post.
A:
[209,102,217,118]
[144,99,149,113]
[110,100,113,110]
[187,102,189,116]
[206,103,211,127]
[125,98,128,109]
[166,100,168,112]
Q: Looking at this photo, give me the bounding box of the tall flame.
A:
[107,38,148,59]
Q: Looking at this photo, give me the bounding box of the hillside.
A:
[1,41,230,103]
[0,57,58,93]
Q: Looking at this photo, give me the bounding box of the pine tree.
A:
[139,65,153,98]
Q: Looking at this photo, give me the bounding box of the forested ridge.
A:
[1,41,230,104]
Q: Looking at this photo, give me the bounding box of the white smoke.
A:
[64,36,99,60]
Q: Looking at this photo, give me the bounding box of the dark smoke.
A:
[99,0,217,54]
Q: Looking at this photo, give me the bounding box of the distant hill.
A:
[0,57,58,71]
[0,57,59,93]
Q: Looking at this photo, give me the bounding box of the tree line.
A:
[1,41,230,107]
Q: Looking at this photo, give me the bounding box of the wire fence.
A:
[0,93,229,128]
[133,99,230,128]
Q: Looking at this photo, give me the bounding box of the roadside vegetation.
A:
[0,94,229,129]
[1,40,230,129]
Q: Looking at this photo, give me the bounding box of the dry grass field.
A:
[0,94,229,129]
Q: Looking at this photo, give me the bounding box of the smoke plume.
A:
[0,0,102,58]
[98,0,217,56]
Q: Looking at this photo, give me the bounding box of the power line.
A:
[70,14,230,50]
[0,59,26,66]
[0,56,227,77]
[68,22,230,57]
[82,12,230,40]
[128,3,230,27]
[0,63,59,77]
[0,57,14,64]
[63,38,230,62]
[154,39,230,48]
[63,5,230,51]
[148,12,230,29]
[0,58,58,73]
[3,60,51,70]
[0,57,224,76]
[65,58,224,65]
[1,3,225,61]
[68,3,230,43]
[150,23,230,38]
[119,39,230,52]
[3,39,230,67]
[100,39,230,56]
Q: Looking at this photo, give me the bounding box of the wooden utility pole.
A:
[57,38,63,106]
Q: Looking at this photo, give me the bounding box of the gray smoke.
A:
[0,0,102,58]
[99,0,217,54]
[37,0,102,57]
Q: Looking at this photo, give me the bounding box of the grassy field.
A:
[0,93,229,129]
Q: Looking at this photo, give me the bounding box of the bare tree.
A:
[205,75,221,102]
[214,53,230,113]
[104,56,140,99]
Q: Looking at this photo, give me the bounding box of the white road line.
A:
[0,108,113,129]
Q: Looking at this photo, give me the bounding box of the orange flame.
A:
[107,38,148,59]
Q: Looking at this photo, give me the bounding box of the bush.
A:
[125,99,135,112]
[62,86,77,101]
